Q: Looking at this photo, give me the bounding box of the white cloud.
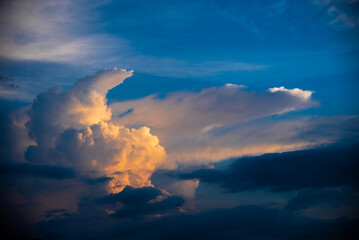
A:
[0,0,83,62]
[268,86,313,101]
[111,85,319,165]
[24,68,168,193]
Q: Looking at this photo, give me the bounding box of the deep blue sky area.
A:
[1,0,358,115]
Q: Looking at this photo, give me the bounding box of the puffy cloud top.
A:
[25,68,166,193]
[268,86,313,101]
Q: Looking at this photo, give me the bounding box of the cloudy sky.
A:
[0,0,358,239]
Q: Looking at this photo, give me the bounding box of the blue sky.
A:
[1,0,358,115]
[0,1,359,239]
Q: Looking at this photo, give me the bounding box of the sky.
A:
[0,0,358,239]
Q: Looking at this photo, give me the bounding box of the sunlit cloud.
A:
[0,0,358,238]
[111,84,320,165]
[17,69,168,194]
[2,68,352,227]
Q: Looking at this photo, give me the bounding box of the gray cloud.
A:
[178,141,359,192]
[0,163,75,179]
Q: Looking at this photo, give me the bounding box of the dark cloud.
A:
[0,106,30,164]
[44,208,71,219]
[179,143,359,192]
[0,163,75,179]
[115,206,358,240]
[31,205,359,240]
[285,187,359,212]
[98,186,185,219]
[98,186,162,205]
[83,176,114,185]
[0,74,19,89]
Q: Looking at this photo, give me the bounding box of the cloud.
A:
[285,187,359,212]
[97,186,185,219]
[0,75,19,89]
[268,86,313,101]
[111,195,185,219]
[111,85,319,165]
[0,75,34,101]
[0,163,75,179]
[83,176,114,185]
[98,186,162,206]
[313,0,359,28]
[109,206,358,240]
[0,105,34,163]
[26,69,133,146]
[32,204,359,240]
[23,68,168,193]
[0,0,117,63]
[167,179,200,199]
[0,0,266,84]
[178,141,359,192]
[0,68,174,227]
[327,6,359,28]
[1,67,357,238]
[128,59,266,78]
[44,208,71,220]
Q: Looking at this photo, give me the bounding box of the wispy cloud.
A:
[313,0,359,28]
[0,0,266,79]
[0,74,33,101]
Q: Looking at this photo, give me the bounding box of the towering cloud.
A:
[25,68,166,193]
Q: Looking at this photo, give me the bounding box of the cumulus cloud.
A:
[2,66,356,237]
[268,86,313,101]
[0,68,177,229]
[111,84,319,165]
[1,68,358,239]
[23,68,167,193]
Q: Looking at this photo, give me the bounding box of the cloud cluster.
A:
[111,84,319,165]
[24,68,167,193]
[1,67,357,239]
